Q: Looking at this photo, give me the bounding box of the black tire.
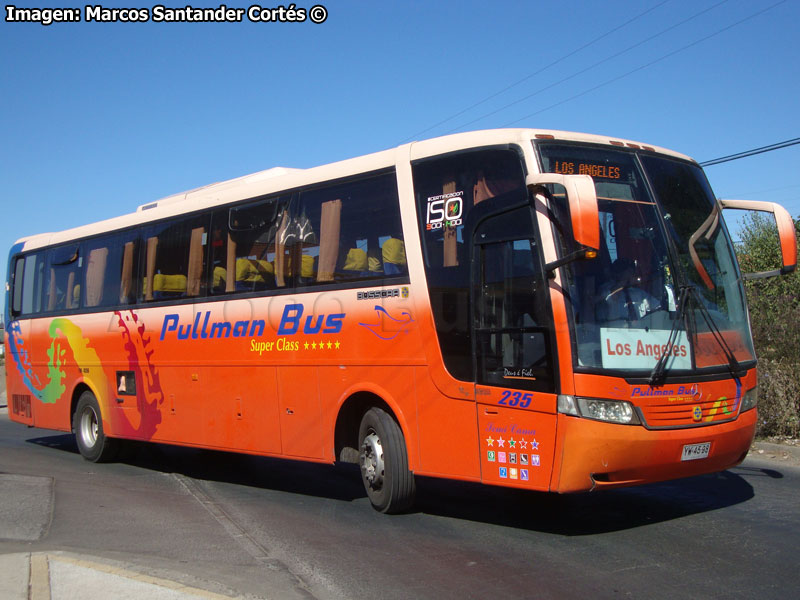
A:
[358,407,415,513]
[72,391,119,463]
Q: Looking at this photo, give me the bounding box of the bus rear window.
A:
[14,252,46,316]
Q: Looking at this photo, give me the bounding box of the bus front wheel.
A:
[358,407,415,513]
[73,391,118,463]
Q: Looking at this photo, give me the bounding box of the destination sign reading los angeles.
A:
[552,160,622,180]
[4,4,329,25]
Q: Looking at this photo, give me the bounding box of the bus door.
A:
[7,252,47,426]
[472,206,558,489]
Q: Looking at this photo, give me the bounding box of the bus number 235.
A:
[499,391,533,408]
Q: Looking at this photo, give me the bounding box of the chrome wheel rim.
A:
[79,406,99,449]
[360,430,384,491]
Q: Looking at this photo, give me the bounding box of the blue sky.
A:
[2,0,798,304]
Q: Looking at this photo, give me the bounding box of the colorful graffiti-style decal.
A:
[8,318,107,404]
[703,379,742,422]
[7,320,44,400]
[8,311,165,439]
[116,310,164,437]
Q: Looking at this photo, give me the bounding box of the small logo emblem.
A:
[521,469,529,481]
[487,451,496,462]
[498,452,507,464]
[692,406,703,421]
[499,467,508,479]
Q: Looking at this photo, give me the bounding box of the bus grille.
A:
[639,397,739,429]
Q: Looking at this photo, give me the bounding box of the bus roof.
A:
[13,128,694,252]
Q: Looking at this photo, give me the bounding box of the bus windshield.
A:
[537,142,755,375]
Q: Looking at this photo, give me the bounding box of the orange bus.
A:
[5,129,796,513]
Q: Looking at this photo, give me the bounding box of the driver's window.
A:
[476,238,553,392]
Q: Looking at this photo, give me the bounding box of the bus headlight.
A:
[558,395,640,425]
[741,386,758,412]
[577,398,640,424]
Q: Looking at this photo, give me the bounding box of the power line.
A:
[452,0,730,133]
[399,0,673,144]
[503,0,786,127]
[700,138,800,166]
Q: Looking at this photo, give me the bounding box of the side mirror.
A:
[720,199,797,278]
[526,173,600,251]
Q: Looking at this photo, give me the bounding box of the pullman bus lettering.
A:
[159,303,345,341]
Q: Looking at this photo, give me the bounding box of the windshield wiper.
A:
[649,285,691,386]
[688,286,746,380]
[648,285,746,386]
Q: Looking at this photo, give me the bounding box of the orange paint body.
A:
[4,284,757,493]
[6,129,774,498]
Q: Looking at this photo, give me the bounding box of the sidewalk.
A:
[0,552,241,600]
[749,439,800,466]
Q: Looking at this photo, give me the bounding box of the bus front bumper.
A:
[551,408,757,493]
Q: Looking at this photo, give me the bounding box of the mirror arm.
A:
[545,248,597,277]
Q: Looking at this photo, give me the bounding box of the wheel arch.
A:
[69,379,110,435]
[333,387,416,470]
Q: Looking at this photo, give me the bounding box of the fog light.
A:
[741,386,758,412]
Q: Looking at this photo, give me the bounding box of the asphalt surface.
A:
[2,366,800,599]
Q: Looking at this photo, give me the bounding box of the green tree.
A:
[734,211,800,438]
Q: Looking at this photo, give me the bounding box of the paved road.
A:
[1,375,799,599]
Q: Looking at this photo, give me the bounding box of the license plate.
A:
[681,442,711,461]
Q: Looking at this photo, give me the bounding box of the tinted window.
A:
[13,252,46,316]
[142,215,209,301]
[12,257,24,315]
[44,244,82,311]
[296,171,405,286]
[412,148,528,381]
[82,231,140,308]
[208,170,404,295]
[209,195,291,294]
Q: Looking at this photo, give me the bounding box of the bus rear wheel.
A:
[358,407,415,513]
[73,391,118,463]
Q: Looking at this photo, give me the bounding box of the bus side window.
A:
[10,253,44,317]
[82,231,140,308]
[296,170,404,286]
[44,245,82,312]
[210,196,289,295]
[142,217,208,301]
[11,257,25,315]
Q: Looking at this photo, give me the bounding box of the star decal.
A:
[486,436,494,447]
[519,439,528,449]
[327,341,333,349]
[531,438,540,450]
[304,341,309,350]
[335,341,341,349]
[509,438,516,448]
[311,341,317,350]
[497,436,505,448]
